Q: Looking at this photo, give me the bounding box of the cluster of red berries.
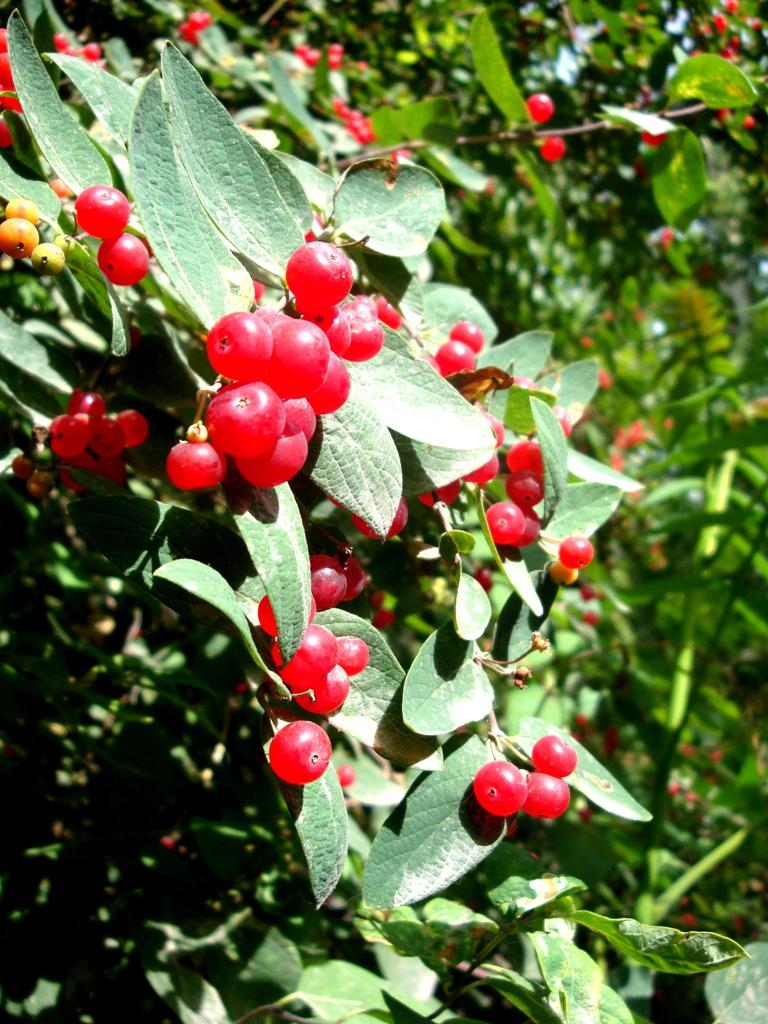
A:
[295,42,344,70]
[74,185,150,287]
[524,92,566,163]
[52,33,102,61]
[12,389,148,497]
[167,241,384,492]
[0,27,22,115]
[0,197,67,275]
[431,320,486,376]
[331,96,376,144]
[473,735,577,819]
[178,10,212,46]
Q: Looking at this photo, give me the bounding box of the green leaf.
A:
[532,397,568,520]
[567,450,643,493]
[141,938,229,1024]
[0,308,75,397]
[363,735,506,908]
[317,609,441,769]
[7,12,110,192]
[479,330,553,377]
[439,529,476,563]
[600,105,677,135]
[423,147,490,192]
[485,844,586,917]
[705,941,768,1024]
[276,151,336,212]
[335,160,446,258]
[469,10,528,123]
[161,45,309,275]
[362,900,498,966]
[515,717,652,821]
[413,281,498,345]
[479,966,563,1024]
[0,149,60,222]
[402,621,494,735]
[545,483,622,540]
[47,53,136,143]
[667,54,758,109]
[293,961,434,1022]
[280,766,348,908]
[531,932,633,1024]
[395,431,494,496]
[539,359,599,414]
[232,483,312,664]
[349,328,497,453]
[455,569,492,641]
[130,75,252,329]
[63,241,131,357]
[473,487,543,616]
[306,382,403,539]
[503,386,556,434]
[371,98,458,147]
[572,912,748,975]
[515,148,565,231]
[266,52,330,151]
[650,128,707,230]
[492,570,558,661]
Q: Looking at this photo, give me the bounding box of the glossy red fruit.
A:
[505,469,543,508]
[304,306,351,357]
[526,92,555,124]
[434,340,476,376]
[179,22,201,44]
[713,12,728,32]
[310,554,348,610]
[273,624,339,685]
[68,390,106,419]
[341,555,367,601]
[352,496,408,539]
[268,720,331,785]
[336,635,369,676]
[287,241,353,312]
[523,773,570,818]
[344,299,385,361]
[294,664,350,714]
[188,10,213,29]
[418,480,462,506]
[559,536,594,569]
[473,761,528,816]
[447,321,484,354]
[58,449,124,491]
[206,382,285,458]
[308,353,351,415]
[0,116,11,149]
[206,312,273,381]
[372,608,395,629]
[116,409,149,447]
[486,501,526,546]
[81,42,102,61]
[743,114,756,130]
[236,417,307,487]
[519,509,541,547]
[97,234,149,286]
[540,136,566,162]
[336,764,356,787]
[166,440,225,489]
[479,410,503,448]
[506,440,543,476]
[48,414,89,457]
[90,417,126,457]
[580,583,598,601]
[641,131,667,147]
[475,567,493,592]
[532,735,578,778]
[463,453,499,485]
[0,28,7,53]
[0,52,13,90]
[258,595,279,637]
[282,397,317,442]
[582,609,600,626]
[375,295,402,330]
[74,185,130,238]
[266,318,330,399]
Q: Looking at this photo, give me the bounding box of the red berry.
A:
[310,554,347,610]
[448,320,484,353]
[0,115,11,149]
[59,449,126,490]
[11,455,34,480]
[188,10,212,29]
[524,773,570,818]
[418,480,462,506]
[68,390,106,418]
[559,536,594,569]
[90,417,126,456]
[743,114,756,130]
[540,136,566,162]
[268,720,331,785]
[0,28,7,53]
[332,97,351,119]
[236,417,308,487]
[580,584,598,601]
[372,608,395,629]
[265,318,330,399]
[81,42,102,62]
[473,761,528,816]
[463,453,499,485]
[294,663,350,714]
[206,382,285,458]
[116,409,149,448]
[179,22,200,44]
[526,93,555,124]
[308,353,351,415]
[304,306,351,357]
[166,440,224,489]
[352,496,408,540]
[0,52,14,90]
[273,623,339,686]
[486,501,525,546]
[286,242,353,312]
[303,48,321,67]
[554,405,572,437]
[434,340,476,376]
[337,764,356,788]
[641,131,668,147]
[283,397,317,443]
[336,635,369,675]
[506,440,543,475]
[482,410,504,448]
[98,234,149,286]
[598,368,613,389]
[519,509,541,547]
[344,299,385,361]
[75,185,130,238]
[252,279,265,302]
[475,567,493,591]
[375,295,402,330]
[532,735,578,778]
[258,595,279,636]
[505,469,543,508]
[206,312,273,381]
[582,609,600,626]
[713,13,728,33]
[341,555,367,601]
[49,414,89,457]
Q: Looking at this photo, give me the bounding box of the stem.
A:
[427,921,518,1019]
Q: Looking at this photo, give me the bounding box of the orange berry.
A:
[51,178,74,199]
[4,197,39,224]
[549,561,579,585]
[0,217,39,258]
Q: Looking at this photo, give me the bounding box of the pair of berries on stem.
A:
[74,185,149,286]
[473,734,577,819]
